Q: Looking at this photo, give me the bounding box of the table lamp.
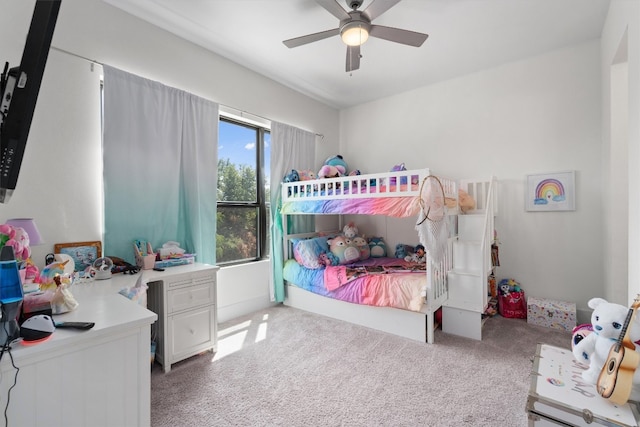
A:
[5,218,43,245]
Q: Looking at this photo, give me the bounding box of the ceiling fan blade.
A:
[363,0,401,21]
[346,45,360,72]
[283,28,340,48]
[369,25,428,47]
[316,0,350,21]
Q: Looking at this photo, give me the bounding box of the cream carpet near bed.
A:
[150,305,571,426]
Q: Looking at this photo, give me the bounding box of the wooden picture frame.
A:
[53,241,102,272]
[525,171,576,212]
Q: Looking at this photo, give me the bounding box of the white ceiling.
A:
[102,0,611,109]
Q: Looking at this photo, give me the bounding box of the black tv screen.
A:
[0,0,61,203]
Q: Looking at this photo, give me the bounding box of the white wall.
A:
[340,41,603,323]
[600,0,640,306]
[0,0,339,318]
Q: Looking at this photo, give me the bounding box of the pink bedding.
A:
[283,257,427,312]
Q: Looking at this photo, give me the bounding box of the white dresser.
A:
[144,263,219,372]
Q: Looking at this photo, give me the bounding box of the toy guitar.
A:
[597,295,640,404]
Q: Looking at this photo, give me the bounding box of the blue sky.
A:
[219,120,271,183]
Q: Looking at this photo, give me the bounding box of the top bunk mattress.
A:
[281,168,457,217]
[281,196,420,217]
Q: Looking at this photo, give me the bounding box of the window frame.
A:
[216,116,270,266]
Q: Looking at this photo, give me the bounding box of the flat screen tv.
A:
[0,0,61,203]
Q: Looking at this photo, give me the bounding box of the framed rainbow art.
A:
[526,171,575,212]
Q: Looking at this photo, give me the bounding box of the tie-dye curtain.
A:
[270,122,316,302]
[102,66,218,265]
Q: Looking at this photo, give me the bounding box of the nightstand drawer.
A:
[167,282,214,313]
[168,306,214,361]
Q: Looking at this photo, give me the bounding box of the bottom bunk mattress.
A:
[283,257,427,312]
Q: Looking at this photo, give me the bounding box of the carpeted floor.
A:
[150,305,571,426]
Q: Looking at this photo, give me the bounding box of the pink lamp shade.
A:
[5,218,43,245]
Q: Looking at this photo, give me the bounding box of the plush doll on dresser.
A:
[572,297,640,401]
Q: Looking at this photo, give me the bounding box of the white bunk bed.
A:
[279,168,457,344]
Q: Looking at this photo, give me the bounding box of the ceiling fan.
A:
[283,0,428,72]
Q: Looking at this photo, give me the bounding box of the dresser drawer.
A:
[168,306,214,362]
[167,282,214,313]
[166,271,216,289]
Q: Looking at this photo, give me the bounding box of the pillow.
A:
[292,236,330,269]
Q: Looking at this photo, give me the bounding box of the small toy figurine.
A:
[38,260,69,292]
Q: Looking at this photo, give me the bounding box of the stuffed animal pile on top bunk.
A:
[282,154,415,188]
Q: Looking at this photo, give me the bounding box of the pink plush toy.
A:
[298,169,316,181]
[0,223,31,262]
[318,164,345,179]
[7,226,31,261]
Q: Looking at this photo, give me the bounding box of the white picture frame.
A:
[525,171,576,212]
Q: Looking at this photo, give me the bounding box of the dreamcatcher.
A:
[416,175,449,264]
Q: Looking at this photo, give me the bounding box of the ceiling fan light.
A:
[341,24,369,46]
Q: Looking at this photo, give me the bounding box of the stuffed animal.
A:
[395,243,411,259]
[498,278,521,295]
[8,226,31,262]
[458,188,476,214]
[298,169,316,181]
[572,298,640,395]
[318,164,345,179]
[319,251,339,267]
[368,237,387,258]
[343,222,358,239]
[283,169,300,183]
[390,163,408,185]
[327,236,359,264]
[324,155,348,173]
[405,244,426,263]
[351,235,370,260]
[0,223,31,262]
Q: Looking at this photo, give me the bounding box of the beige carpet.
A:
[150,305,571,426]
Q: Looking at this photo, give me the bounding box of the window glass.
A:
[217,119,270,264]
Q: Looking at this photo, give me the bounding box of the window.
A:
[217,117,270,264]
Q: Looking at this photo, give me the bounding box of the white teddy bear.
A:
[573,297,640,399]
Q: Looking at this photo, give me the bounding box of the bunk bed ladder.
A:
[442,177,497,340]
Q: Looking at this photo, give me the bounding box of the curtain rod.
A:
[50,45,325,139]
